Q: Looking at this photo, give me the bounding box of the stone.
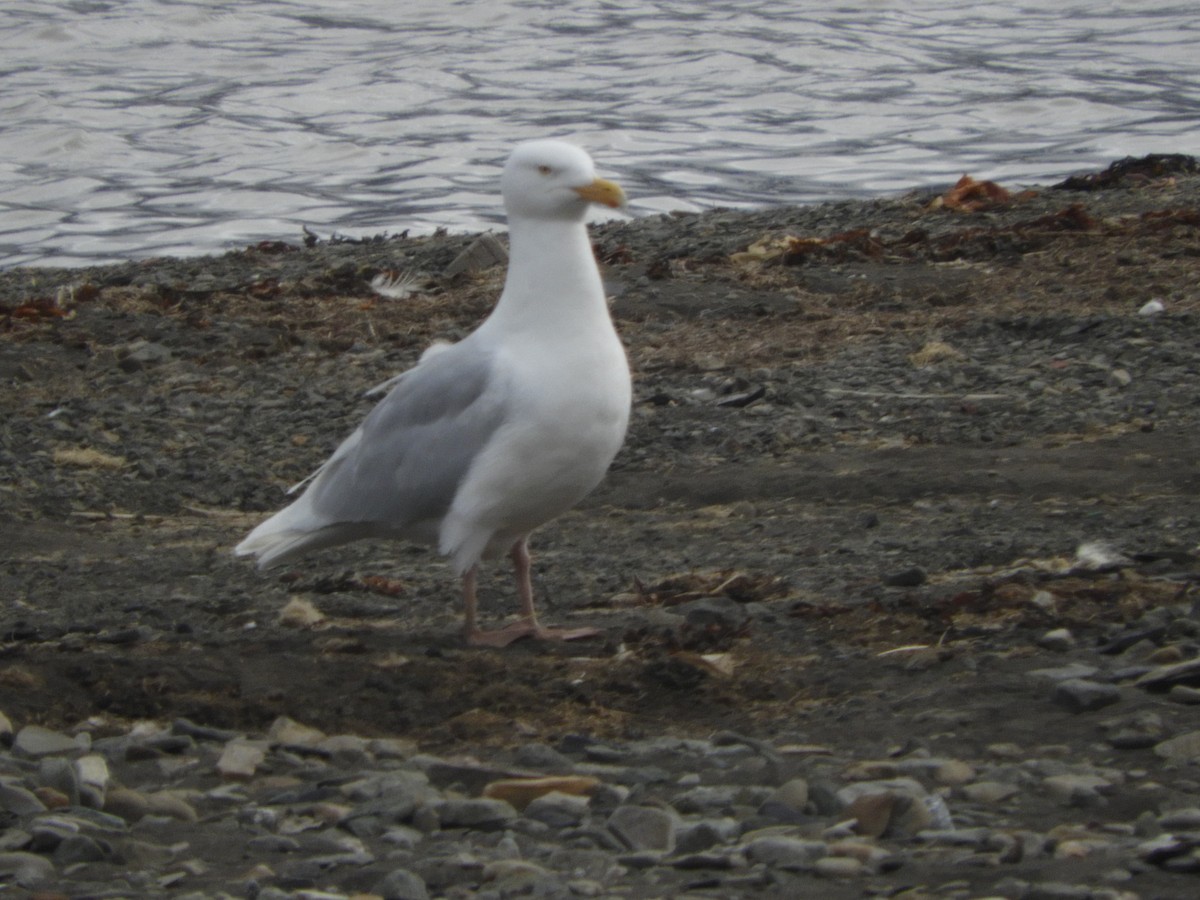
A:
[1043,774,1113,805]
[482,775,600,811]
[0,851,55,887]
[443,233,508,278]
[434,797,517,830]
[742,835,826,870]
[267,716,326,746]
[844,792,896,838]
[1039,627,1076,651]
[1023,883,1099,900]
[118,340,172,371]
[883,566,926,587]
[961,781,1019,804]
[146,791,200,823]
[1158,807,1200,829]
[103,787,151,822]
[758,777,809,822]
[482,858,554,881]
[674,820,729,854]
[836,778,937,837]
[512,742,575,773]
[13,724,88,757]
[524,790,591,828]
[52,833,112,865]
[1166,684,1200,704]
[0,782,48,816]
[1029,663,1100,683]
[1052,679,1122,713]
[672,784,743,814]
[607,804,676,853]
[38,757,80,806]
[1155,730,1200,762]
[814,855,864,878]
[216,739,268,780]
[74,754,110,808]
[1136,657,1200,692]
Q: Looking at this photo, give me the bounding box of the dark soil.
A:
[2,156,1200,892]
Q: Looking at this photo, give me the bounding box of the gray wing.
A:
[302,343,508,530]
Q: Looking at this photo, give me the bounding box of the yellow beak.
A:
[574,177,626,209]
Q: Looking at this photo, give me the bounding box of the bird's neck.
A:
[489,216,609,334]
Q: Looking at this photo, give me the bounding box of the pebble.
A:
[607,804,677,852]
[1154,730,1200,763]
[216,739,268,780]
[1052,678,1122,713]
[13,725,89,757]
[0,702,1194,897]
[1039,627,1077,651]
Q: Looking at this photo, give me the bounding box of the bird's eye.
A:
[537,165,552,175]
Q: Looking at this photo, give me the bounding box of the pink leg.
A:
[461,537,601,647]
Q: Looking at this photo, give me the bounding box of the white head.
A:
[501,140,626,222]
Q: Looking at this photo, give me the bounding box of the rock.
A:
[677,595,752,636]
[482,858,556,883]
[434,797,517,830]
[0,782,48,816]
[1138,298,1165,316]
[1052,679,1122,713]
[524,790,591,828]
[1023,882,1100,900]
[52,833,112,865]
[674,819,735,854]
[1137,657,1200,692]
[1158,807,1200,829]
[511,742,576,773]
[144,790,199,823]
[1029,663,1100,683]
[607,805,677,852]
[443,233,508,278]
[0,851,55,887]
[103,786,151,822]
[843,792,897,838]
[883,566,926,587]
[117,340,172,371]
[814,855,864,878]
[1154,730,1200,762]
[216,739,268,780]
[38,757,79,806]
[742,835,826,870]
[836,778,940,837]
[267,716,326,746]
[1043,774,1113,805]
[1167,685,1200,705]
[758,777,809,822]
[1038,627,1076,651]
[74,754,110,808]
[13,725,88,758]
[672,785,743,815]
[961,781,1019,804]
[1107,368,1132,388]
[482,775,600,811]
[891,757,975,785]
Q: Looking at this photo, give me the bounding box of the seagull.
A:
[236,140,632,647]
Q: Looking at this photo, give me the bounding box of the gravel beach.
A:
[2,155,1199,898]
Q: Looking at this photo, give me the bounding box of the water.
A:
[1,0,1197,267]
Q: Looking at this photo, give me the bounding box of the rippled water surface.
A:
[1,0,1197,266]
